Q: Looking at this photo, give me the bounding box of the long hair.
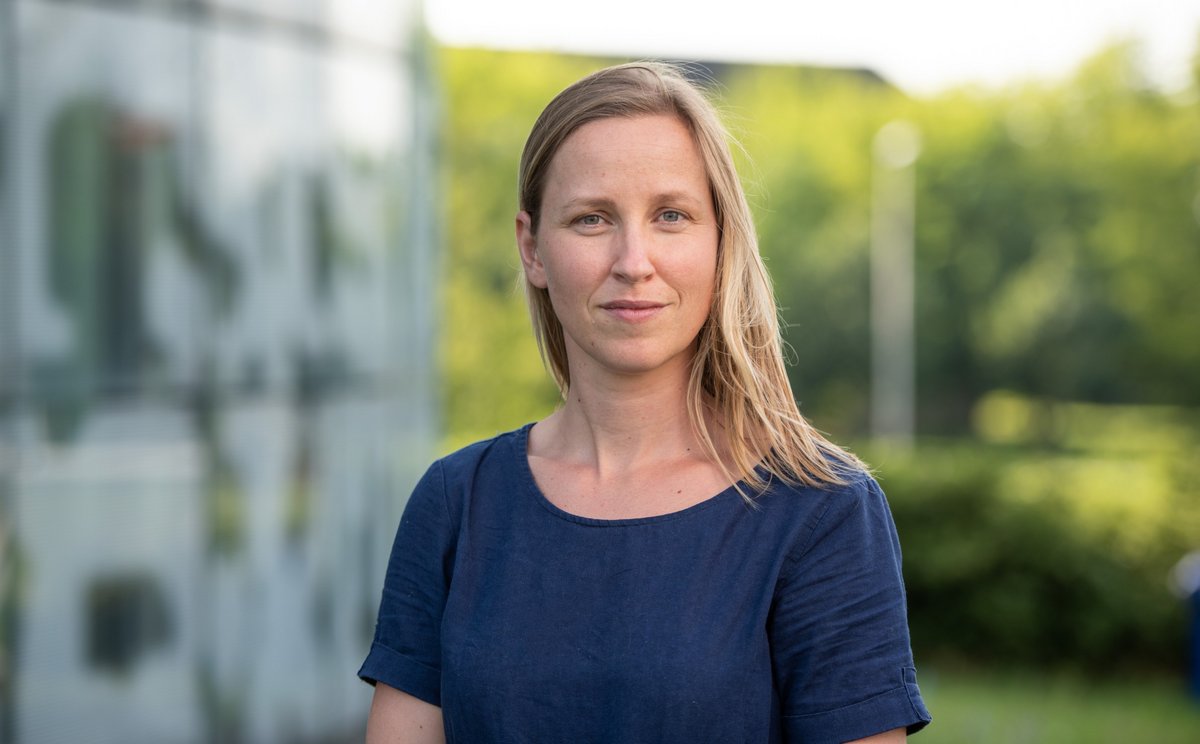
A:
[518,61,863,492]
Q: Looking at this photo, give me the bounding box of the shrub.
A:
[870,425,1199,674]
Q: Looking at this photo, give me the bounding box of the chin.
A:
[595,345,696,378]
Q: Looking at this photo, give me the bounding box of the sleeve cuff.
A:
[783,677,931,743]
[357,641,442,707]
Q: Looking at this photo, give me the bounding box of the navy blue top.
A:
[359,424,930,743]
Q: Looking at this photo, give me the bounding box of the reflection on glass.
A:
[85,573,173,676]
[41,100,187,429]
[2,0,434,742]
[0,4,15,738]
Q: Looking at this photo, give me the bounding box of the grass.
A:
[915,666,1200,744]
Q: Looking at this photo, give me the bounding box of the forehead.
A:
[543,115,710,201]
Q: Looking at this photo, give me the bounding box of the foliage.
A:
[720,43,1200,435]
[869,395,1200,673]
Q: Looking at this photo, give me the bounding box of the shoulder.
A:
[397,425,532,541]
[759,467,882,521]
[430,423,531,481]
[761,469,898,567]
[411,424,533,515]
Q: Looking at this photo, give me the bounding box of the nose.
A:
[611,225,655,283]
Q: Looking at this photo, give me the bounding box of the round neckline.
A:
[514,422,741,527]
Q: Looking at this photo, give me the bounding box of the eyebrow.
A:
[558,191,705,212]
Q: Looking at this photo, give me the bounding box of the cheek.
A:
[686,251,719,302]
[543,248,606,293]
[696,275,717,319]
[541,255,597,319]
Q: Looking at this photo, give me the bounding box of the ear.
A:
[516,211,548,289]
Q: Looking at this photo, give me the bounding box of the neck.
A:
[544,357,702,477]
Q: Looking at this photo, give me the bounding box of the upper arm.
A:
[771,478,931,742]
[846,727,906,744]
[366,683,445,744]
[359,461,457,705]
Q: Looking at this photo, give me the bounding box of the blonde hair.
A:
[518,61,862,492]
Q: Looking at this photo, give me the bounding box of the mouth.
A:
[599,300,666,322]
[601,300,665,310]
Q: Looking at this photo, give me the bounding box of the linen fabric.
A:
[359,424,931,743]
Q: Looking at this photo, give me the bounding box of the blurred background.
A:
[2,0,1199,742]
[1,1,439,741]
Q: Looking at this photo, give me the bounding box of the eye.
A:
[659,210,685,224]
[576,214,603,227]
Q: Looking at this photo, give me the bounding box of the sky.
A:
[425,0,1200,95]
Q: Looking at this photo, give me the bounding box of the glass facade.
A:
[0,1,437,741]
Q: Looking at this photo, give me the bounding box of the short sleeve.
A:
[770,476,931,743]
[358,461,456,706]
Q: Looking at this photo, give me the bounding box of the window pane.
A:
[6,0,434,741]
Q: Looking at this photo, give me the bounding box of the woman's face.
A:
[517,114,718,384]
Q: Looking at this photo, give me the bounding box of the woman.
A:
[360,62,931,743]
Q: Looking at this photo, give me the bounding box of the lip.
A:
[600,299,666,322]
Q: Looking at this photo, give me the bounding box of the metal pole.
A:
[870,121,920,447]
